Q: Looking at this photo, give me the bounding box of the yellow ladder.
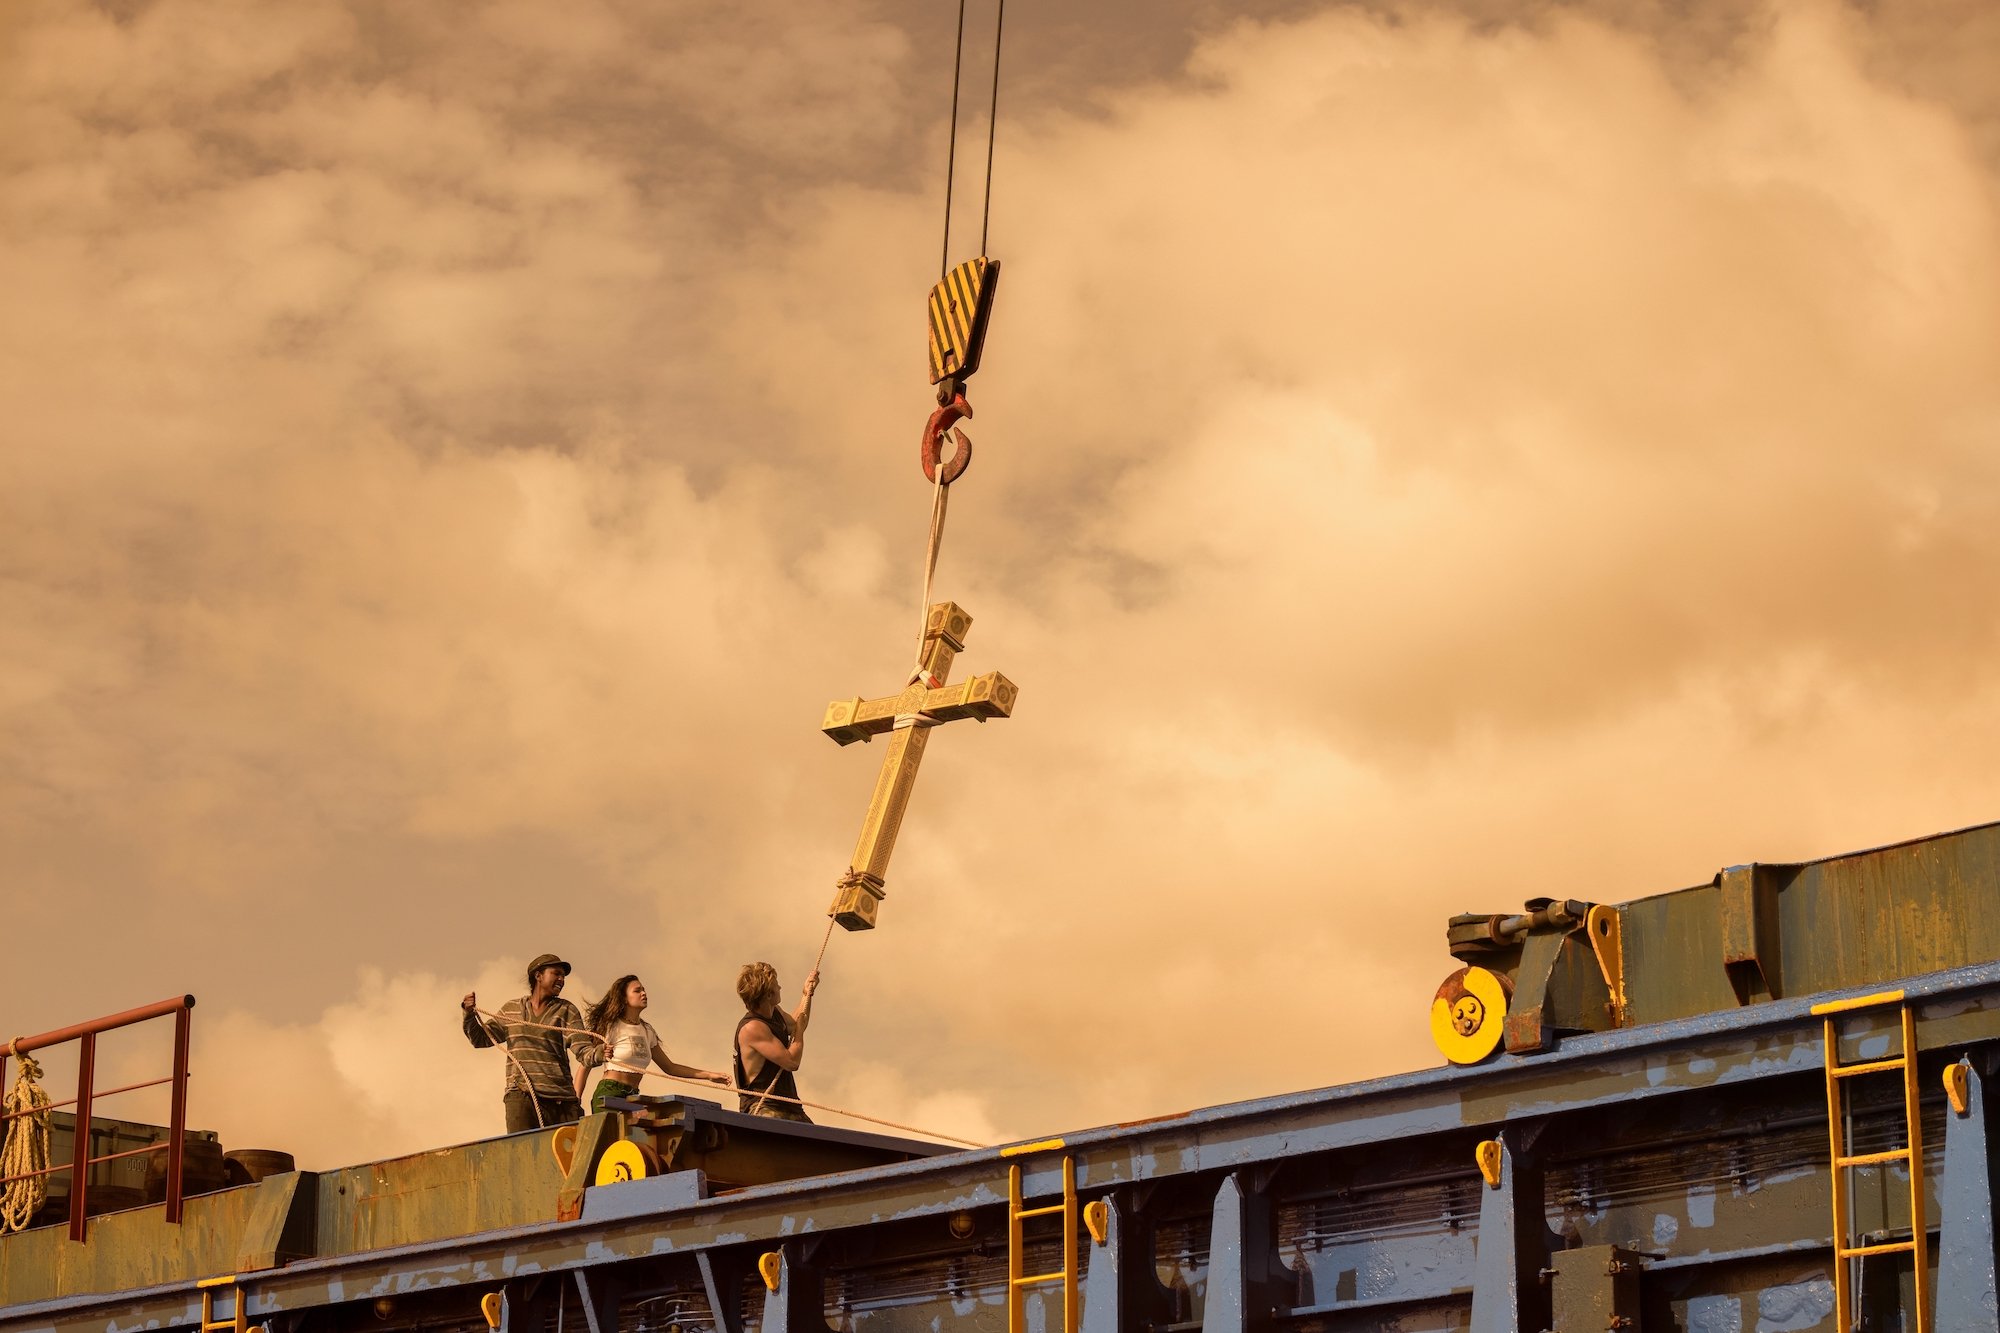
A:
[197,1275,247,1333]
[1815,990,1928,1333]
[1005,1141,1079,1333]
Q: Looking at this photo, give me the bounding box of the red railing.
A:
[0,996,195,1242]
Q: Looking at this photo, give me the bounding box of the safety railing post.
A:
[68,1031,96,1243]
[165,1005,190,1224]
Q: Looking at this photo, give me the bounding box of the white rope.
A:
[478,1004,983,1148]
[0,1044,52,1233]
[910,449,952,684]
[470,1001,605,1131]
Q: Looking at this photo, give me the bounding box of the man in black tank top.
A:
[732,961,817,1122]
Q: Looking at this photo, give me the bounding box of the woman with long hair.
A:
[582,975,729,1113]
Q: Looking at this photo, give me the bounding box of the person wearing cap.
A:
[460,953,593,1132]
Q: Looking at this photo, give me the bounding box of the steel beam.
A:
[10,964,2000,1333]
[1078,1194,1172,1333]
[1468,1128,1552,1333]
[759,1243,834,1333]
[696,1250,746,1333]
[1937,1058,1999,1330]
[571,1269,620,1333]
[1205,1172,1292,1333]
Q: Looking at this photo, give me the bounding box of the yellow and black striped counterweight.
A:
[927,256,1001,386]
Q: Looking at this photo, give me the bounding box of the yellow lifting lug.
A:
[550,1124,579,1175]
[1946,1061,1972,1116]
[480,1293,504,1331]
[758,1251,784,1293]
[1585,904,1628,1026]
[1476,1140,1503,1190]
[1083,1198,1109,1246]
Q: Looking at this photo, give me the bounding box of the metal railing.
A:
[1,995,196,1242]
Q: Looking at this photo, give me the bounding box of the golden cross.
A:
[820,601,1018,930]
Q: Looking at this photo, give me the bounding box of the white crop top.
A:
[603,1020,660,1076]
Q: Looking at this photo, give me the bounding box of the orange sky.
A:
[4,0,1999,1167]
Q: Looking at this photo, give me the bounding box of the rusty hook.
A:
[921,394,973,485]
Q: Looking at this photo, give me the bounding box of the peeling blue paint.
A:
[1685,1293,1743,1332]
[1755,1275,1834,1332]
[1687,1184,1716,1228]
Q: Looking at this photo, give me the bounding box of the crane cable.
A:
[939,0,1007,275]
[0,1043,52,1234]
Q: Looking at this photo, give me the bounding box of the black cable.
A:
[940,0,968,280]
[979,0,1005,257]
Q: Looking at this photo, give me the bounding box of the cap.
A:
[526,953,572,984]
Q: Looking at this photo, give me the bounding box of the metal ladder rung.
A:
[1839,1239,1917,1259]
[199,1277,243,1333]
[1007,1154,1080,1333]
[1822,994,1929,1332]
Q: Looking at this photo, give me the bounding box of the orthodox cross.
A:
[820,601,1017,930]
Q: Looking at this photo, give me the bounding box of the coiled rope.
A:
[471,1006,983,1149]
[0,1042,52,1233]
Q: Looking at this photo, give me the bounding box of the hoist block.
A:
[928,257,1000,386]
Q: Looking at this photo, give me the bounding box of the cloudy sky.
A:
[4,0,1998,1167]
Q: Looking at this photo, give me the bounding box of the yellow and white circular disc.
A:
[1430,965,1508,1065]
[595,1139,650,1186]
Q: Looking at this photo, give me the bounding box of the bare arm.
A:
[740,1019,804,1073]
[652,1044,728,1085]
[785,971,819,1037]
[557,1004,597,1101]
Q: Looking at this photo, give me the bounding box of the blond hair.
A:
[736,962,779,1010]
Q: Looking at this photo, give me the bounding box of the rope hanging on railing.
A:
[0,1043,52,1233]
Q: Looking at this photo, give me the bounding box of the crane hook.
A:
[921,394,973,485]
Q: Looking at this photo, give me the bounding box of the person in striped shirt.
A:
[460,952,594,1132]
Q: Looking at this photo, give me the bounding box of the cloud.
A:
[3,0,1999,1167]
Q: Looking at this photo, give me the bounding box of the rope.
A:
[909,451,951,683]
[0,1043,52,1234]
[625,1062,986,1150]
[469,1001,610,1131]
[744,917,840,1118]
[471,1005,983,1148]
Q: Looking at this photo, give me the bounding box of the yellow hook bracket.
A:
[1946,1062,1972,1116]
[758,1251,783,1293]
[1476,1140,1503,1190]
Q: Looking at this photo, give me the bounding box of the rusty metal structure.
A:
[4,821,2000,1333]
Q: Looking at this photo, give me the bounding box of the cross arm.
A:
[821,672,1018,746]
